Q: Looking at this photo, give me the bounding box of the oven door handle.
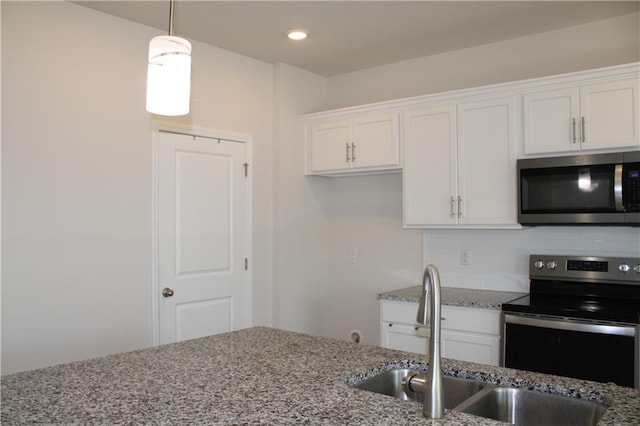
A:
[504,313,637,337]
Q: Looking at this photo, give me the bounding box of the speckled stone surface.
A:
[2,327,639,425]
[378,286,527,310]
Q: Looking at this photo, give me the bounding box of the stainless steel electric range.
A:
[502,254,640,389]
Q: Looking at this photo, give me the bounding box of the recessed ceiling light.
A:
[286,29,308,41]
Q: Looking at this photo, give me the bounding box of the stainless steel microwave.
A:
[517,151,640,226]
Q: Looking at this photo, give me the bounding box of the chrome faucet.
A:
[416,264,444,419]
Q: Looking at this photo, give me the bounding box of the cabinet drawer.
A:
[381,322,430,354]
[380,300,421,324]
[381,300,501,335]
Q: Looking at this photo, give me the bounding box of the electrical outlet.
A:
[460,249,469,266]
[348,248,359,264]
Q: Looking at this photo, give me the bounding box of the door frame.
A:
[150,121,253,346]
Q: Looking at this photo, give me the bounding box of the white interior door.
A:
[157,130,249,345]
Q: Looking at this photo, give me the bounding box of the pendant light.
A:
[146,0,191,116]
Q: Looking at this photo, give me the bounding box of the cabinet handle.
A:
[450,196,456,218]
[581,116,586,143]
[346,143,350,162]
[388,323,393,327]
[351,142,356,161]
[572,118,577,144]
[458,196,463,218]
[414,319,445,330]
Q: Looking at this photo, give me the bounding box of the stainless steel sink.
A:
[454,387,607,426]
[351,367,607,425]
[351,368,487,409]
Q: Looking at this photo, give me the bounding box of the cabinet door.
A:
[403,105,457,226]
[309,119,352,173]
[457,97,518,226]
[352,113,400,169]
[381,322,430,354]
[523,87,580,154]
[580,78,640,150]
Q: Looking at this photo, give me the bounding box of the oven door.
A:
[503,313,639,389]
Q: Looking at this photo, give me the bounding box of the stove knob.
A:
[634,264,640,273]
[619,263,631,273]
[546,261,557,270]
[533,260,544,269]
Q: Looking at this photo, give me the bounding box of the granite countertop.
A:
[378,286,527,310]
[2,327,639,425]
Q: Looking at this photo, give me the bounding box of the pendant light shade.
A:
[146,35,192,116]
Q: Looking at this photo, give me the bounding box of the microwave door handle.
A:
[614,164,624,212]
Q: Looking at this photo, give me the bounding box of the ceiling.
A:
[75,1,639,77]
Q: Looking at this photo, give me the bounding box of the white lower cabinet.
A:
[381,322,430,355]
[380,299,501,366]
[441,329,500,366]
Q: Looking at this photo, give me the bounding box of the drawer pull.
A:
[415,318,446,326]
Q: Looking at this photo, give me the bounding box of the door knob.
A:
[162,287,174,297]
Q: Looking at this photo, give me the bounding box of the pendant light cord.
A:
[168,0,175,36]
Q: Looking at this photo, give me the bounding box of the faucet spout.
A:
[416,264,444,419]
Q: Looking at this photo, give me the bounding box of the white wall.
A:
[1,1,274,374]
[272,63,330,335]
[326,173,422,345]
[325,12,640,109]
[316,12,640,346]
[3,2,640,373]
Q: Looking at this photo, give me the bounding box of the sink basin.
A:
[352,367,607,425]
[351,368,487,409]
[454,387,607,426]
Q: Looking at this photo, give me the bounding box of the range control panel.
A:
[530,254,640,284]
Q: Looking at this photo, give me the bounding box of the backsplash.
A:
[423,227,640,293]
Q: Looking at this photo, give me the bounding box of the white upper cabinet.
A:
[306,112,400,176]
[403,105,457,226]
[580,79,639,150]
[522,87,580,154]
[523,77,639,155]
[403,96,519,228]
[302,63,638,186]
[458,97,519,226]
[308,119,352,172]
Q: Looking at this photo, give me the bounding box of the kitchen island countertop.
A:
[378,285,527,310]
[2,327,638,425]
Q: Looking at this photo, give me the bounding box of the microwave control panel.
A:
[624,163,640,212]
